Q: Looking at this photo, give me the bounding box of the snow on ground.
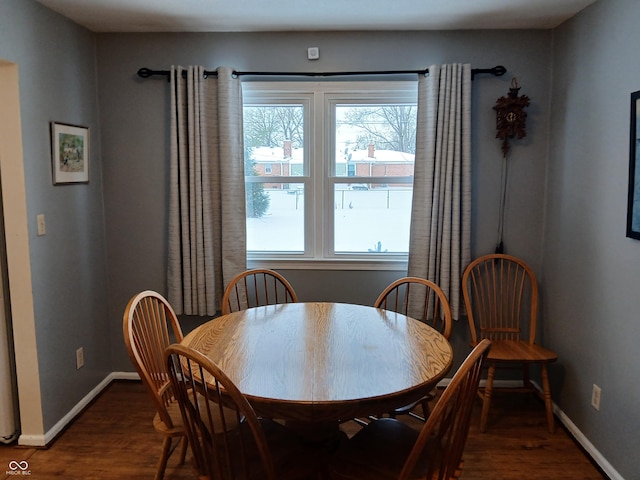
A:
[247,189,412,253]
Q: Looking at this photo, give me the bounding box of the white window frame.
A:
[243,81,418,270]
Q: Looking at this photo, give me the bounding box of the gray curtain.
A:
[408,64,472,320]
[167,66,247,316]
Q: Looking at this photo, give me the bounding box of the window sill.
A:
[247,257,408,271]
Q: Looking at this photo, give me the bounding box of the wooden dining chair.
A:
[462,254,558,433]
[221,268,298,315]
[328,339,491,480]
[164,343,324,480]
[375,276,452,339]
[123,290,189,480]
[374,277,453,421]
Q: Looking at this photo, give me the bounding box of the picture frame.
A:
[50,122,89,184]
[627,92,640,239]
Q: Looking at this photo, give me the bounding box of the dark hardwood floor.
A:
[0,381,606,479]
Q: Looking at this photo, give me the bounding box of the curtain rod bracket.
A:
[471,65,506,79]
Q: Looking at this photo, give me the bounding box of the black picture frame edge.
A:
[626,91,640,239]
[50,121,90,185]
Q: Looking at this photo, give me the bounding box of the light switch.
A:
[37,214,46,236]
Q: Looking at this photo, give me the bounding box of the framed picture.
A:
[50,122,89,184]
[627,92,640,239]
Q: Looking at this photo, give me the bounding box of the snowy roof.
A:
[250,145,414,164]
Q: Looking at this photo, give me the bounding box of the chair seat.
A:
[152,402,186,436]
[481,340,558,363]
[154,395,241,436]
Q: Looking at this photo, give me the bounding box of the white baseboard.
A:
[554,406,622,480]
[18,372,141,447]
[112,371,142,381]
[22,375,622,479]
[436,378,620,479]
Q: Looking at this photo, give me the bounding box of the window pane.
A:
[244,104,304,177]
[247,184,305,252]
[244,103,305,253]
[335,104,416,177]
[334,186,412,254]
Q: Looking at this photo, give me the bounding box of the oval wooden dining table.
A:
[182,302,453,441]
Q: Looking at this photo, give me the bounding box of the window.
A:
[243,81,418,267]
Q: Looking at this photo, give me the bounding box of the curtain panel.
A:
[408,63,472,320]
[167,66,247,316]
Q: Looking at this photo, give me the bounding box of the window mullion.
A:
[311,90,326,260]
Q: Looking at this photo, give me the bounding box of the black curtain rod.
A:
[137,65,506,81]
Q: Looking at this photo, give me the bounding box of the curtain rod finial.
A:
[137,68,153,78]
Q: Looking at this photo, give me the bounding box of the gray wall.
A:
[544,0,640,477]
[0,0,110,432]
[96,30,552,373]
[6,0,638,476]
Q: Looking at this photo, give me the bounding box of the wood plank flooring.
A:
[0,381,606,479]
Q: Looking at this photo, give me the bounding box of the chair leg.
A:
[541,363,555,434]
[178,436,188,464]
[155,436,172,480]
[522,362,531,387]
[480,364,496,433]
[421,397,431,419]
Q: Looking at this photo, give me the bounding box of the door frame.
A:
[0,60,45,444]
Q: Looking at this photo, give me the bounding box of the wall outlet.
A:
[591,384,601,411]
[76,347,84,370]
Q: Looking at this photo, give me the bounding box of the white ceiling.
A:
[35,0,596,33]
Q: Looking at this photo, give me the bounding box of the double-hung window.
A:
[243,81,418,268]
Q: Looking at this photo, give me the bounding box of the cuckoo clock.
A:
[492,78,531,255]
[494,78,530,157]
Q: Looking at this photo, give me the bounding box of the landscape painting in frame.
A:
[51,122,89,184]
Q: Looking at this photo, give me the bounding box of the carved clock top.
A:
[494,78,530,157]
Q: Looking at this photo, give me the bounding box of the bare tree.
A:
[244,105,304,149]
[343,105,416,154]
[244,103,415,154]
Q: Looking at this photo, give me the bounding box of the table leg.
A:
[284,420,346,450]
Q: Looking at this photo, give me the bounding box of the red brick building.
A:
[250,142,414,189]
